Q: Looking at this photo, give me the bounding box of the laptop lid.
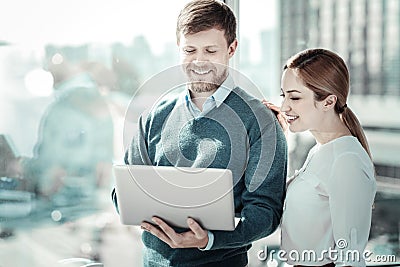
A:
[113,164,235,231]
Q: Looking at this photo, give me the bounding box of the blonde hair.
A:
[285,48,372,158]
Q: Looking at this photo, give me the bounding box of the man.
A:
[113,0,287,266]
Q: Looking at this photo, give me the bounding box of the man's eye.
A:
[184,49,195,54]
[290,97,300,100]
[207,50,217,54]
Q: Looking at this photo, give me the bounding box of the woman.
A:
[264,48,376,267]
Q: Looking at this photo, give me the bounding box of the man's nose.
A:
[192,52,209,64]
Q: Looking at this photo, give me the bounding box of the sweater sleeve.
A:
[210,119,287,250]
[327,153,376,267]
[124,114,153,165]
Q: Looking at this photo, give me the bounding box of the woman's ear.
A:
[323,95,337,111]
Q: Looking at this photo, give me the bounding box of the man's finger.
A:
[141,222,171,245]
[187,218,207,238]
[152,217,181,242]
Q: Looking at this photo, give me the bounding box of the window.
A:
[0,1,187,266]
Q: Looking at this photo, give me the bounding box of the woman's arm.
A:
[328,153,376,266]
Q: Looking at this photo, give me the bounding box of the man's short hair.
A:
[176,0,237,46]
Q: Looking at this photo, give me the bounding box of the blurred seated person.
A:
[12,56,114,206]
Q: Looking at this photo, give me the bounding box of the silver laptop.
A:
[113,165,235,231]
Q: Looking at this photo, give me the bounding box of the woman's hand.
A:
[261,99,288,137]
[141,217,209,249]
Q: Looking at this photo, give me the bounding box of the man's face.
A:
[178,28,237,93]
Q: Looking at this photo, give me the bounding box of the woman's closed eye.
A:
[280,93,300,101]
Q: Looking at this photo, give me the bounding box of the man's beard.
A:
[189,80,219,93]
[185,64,228,93]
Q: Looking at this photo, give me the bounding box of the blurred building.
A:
[280,0,400,96]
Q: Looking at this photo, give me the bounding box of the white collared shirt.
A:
[181,75,235,118]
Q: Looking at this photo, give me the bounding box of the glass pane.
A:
[238,0,280,100]
[0,1,187,266]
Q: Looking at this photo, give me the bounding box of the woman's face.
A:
[280,68,325,133]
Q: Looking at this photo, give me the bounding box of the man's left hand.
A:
[141,217,209,249]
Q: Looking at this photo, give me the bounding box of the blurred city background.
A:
[0,0,399,266]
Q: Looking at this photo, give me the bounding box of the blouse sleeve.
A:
[327,152,376,267]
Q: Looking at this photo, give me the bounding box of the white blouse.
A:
[281,136,376,266]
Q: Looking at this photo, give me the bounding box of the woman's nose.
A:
[280,98,290,113]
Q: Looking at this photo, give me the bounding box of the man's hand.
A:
[141,217,209,249]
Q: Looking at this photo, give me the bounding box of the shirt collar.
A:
[213,74,235,107]
[179,74,236,108]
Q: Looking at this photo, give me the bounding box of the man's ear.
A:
[228,39,238,58]
[323,95,337,111]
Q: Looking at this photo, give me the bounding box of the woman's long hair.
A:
[284,48,372,158]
